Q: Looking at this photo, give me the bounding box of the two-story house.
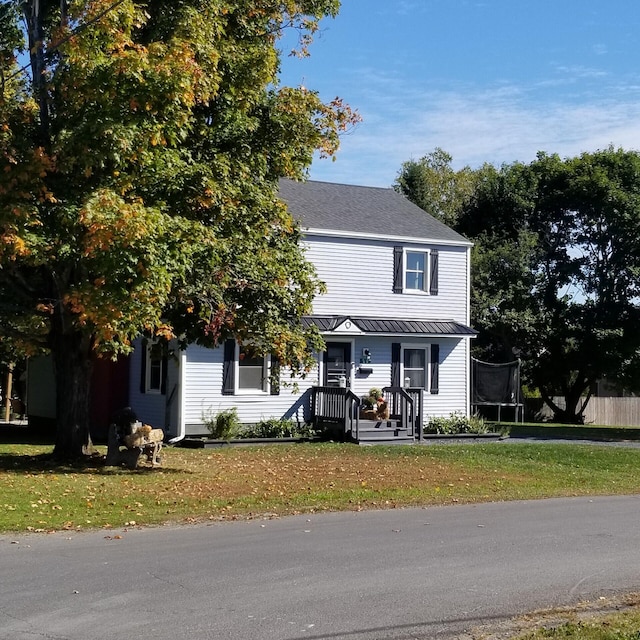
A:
[127,179,475,444]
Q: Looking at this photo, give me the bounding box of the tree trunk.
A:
[540,382,589,424]
[23,0,50,145]
[51,319,95,460]
[552,406,585,425]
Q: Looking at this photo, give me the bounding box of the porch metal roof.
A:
[302,316,476,337]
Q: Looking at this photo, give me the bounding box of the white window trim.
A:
[145,340,164,395]
[403,248,431,295]
[235,343,270,395]
[400,343,431,392]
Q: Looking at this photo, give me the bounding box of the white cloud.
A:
[309,76,640,187]
[552,65,609,80]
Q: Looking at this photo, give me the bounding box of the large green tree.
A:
[394,147,477,228]
[458,149,640,423]
[398,147,640,423]
[0,0,358,458]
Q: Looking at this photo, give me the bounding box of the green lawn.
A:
[503,422,640,441]
[3,440,640,639]
[1,440,640,533]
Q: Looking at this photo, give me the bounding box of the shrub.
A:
[238,418,316,439]
[425,412,489,435]
[203,407,241,439]
[522,385,541,398]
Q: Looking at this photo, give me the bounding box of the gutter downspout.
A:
[167,350,187,444]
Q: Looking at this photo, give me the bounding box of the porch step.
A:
[358,439,414,446]
[350,420,415,445]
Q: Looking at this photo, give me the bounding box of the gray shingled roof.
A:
[303,316,476,336]
[279,179,470,245]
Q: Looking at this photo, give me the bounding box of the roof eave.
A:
[302,316,477,338]
[302,227,473,247]
[319,330,476,339]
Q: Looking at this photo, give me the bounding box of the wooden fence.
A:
[527,396,640,427]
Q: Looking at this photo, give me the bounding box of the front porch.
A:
[311,386,424,445]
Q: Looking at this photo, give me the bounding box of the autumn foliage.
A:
[0,0,359,458]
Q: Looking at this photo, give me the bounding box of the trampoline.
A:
[471,358,524,423]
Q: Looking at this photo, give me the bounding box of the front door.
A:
[324,342,351,387]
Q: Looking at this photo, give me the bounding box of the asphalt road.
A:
[2,495,640,640]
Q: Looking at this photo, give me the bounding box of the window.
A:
[142,340,165,394]
[238,346,267,392]
[222,339,279,396]
[392,342,439,394]
[403,348,426,388]
[393,247,439,295]
[405,251,426,290]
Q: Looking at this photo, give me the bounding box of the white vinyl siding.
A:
[179,344,319,435]
[127,233,473,436]
[128,339,180,436]
[175,337,468,436]
[305,236,469,323]
[356,338,468,420]
[426,338,469,418]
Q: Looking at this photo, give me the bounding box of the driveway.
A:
[2,495,640,639]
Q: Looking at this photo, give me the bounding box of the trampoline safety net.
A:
[471,358,523,422]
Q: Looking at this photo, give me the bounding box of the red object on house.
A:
[89,356,130,441]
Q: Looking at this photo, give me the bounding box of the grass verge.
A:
[503,422,640,441]
[1,441,640,533]
[471,593,640,639]
[517,609,640,639]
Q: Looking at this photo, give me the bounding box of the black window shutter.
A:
[430,250,439,295]
[430,344,440,394]
[140,339,148,394]
[270,356,280,396]
[391,342,401,386]
[393,246,403,293]
[222,339,236,395]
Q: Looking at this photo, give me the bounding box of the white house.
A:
[128,179,475,444]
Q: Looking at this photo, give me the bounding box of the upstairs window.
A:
[393,247,439,295]
[405,251,426,290]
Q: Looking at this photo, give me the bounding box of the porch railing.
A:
[311,386,424,442]
[381,387,424,441]
[311,386,360,439]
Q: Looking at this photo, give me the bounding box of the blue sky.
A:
[278,0,640,187]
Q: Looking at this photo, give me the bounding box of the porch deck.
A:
[311,386,423,445]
